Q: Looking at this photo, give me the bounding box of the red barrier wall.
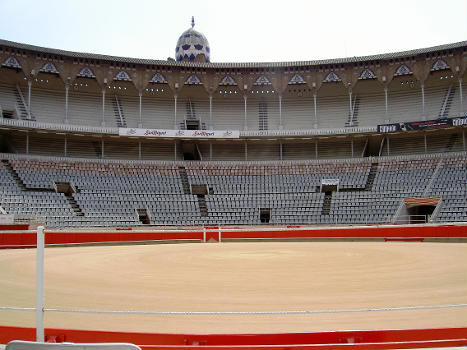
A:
[221,224,467,240]
[0,326,465,350]
[0,224,465,248]
[0,230,204,248]
[0,224,29,231]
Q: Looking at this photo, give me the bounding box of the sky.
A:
[0,0,465,63]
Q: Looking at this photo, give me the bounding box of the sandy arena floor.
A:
[0,241,465,333]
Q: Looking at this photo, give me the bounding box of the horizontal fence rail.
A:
[1,304,466,316]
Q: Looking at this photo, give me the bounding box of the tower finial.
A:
[191,16,195,29]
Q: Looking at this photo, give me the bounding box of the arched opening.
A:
[178,84,209,130]
[352,78,385,127]
[213,84,242,130]
[105,80,139,128]
[29,71,64,123]
[0,64,28,119]
[316,80,348,129]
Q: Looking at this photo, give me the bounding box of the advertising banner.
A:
[119,128,240,138]
[378,116,467,133]
[451,116,467,127]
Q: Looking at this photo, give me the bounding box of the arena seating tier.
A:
[0,153,465,227]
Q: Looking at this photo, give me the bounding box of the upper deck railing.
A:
[2,115,464,139]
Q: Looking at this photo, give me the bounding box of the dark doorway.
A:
[260,208,270,224]
[185,119,200,130]
[407,205,435,224]
[137,209,150,225]
[181,142,201,160]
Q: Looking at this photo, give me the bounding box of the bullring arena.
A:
[0,224,466,349]
[0,14,466,350]
[1,237,466,334]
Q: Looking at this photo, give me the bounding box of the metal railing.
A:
[392,214,432,224]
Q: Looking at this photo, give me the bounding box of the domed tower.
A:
[175,17,210,63]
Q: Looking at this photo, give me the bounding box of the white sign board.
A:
[321,179,340,186]
[119,128,240,139]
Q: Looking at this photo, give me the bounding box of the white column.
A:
[459,77,464,115]
[279,142,283,160]
[174,141,177,161]
[174,95,178,129]
[101,88,106,126]
[101,139,104,158]
[386,136,390,155]
[209,95,213,129]
[313,93,318,128]
[463,130,466,151]
[349,89,353,123]
[26,132,29,154]
[424,133,427,153]
[65,84,69,124]
[36,226,45,342]
[27,79,32,119]
[315,139,318,159]
[243,95,248,131]
[279,94,283,129]
[421,82,426,120]
[138,91,142,128]
[64,135,67,157]
[384,87,389,123]
[351,139,354,158]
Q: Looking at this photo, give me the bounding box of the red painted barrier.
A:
[0,230,204,248]
[0,224,29,231]
[0,326,465,350]
[205,230,220,242]
[0,224,465,249]
[221,224,467,240]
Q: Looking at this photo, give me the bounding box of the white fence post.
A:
[218,227,222,243]
[203,226,206,243]
[36,225,45,342]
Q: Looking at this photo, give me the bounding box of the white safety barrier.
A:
[36,226,45,342]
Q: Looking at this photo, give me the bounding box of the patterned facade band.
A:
[219,75,237,86]
[288,74,306,85]
[2,56,21,69]
[394,64,413,76]
[150,73,167,84]
[114,70,132,81]
[77,67,96,78]
[254,75,271,85]
[323,71,341,83]
[40,62,59,74]
[185,74,202,85]
[359,69,376,80]
[431,59,449,71]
